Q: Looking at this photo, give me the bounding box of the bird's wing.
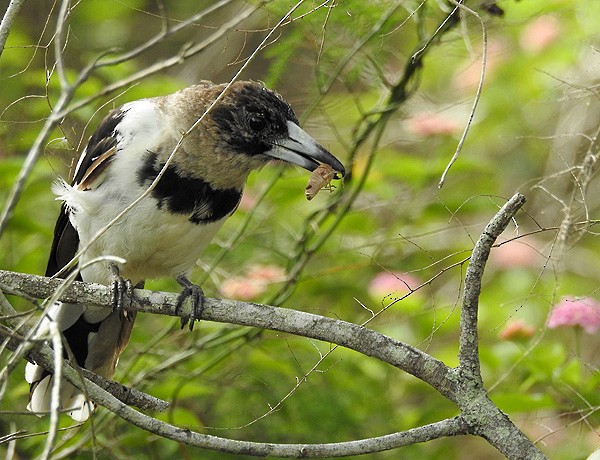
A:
[72,108,126,188]
[45,108,127,277]
[45,204,80,277]
[29,107,137,421]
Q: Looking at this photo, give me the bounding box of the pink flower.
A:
[247,264,285,283]
[547,297,600,334]
[219,277,264,301]
[491,237,541,269]
[219,264,285,301]
[499,320,535,341]
[520,15,561,53]
[368,272,421,300]
[408,113,459,137]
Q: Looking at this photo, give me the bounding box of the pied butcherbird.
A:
[25,80,345,421]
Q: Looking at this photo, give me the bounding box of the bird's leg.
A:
[175,275,204,331]
[109,264,134,321]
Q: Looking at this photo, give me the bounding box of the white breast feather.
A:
[55,99,225,287]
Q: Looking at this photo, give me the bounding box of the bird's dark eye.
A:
[248,113,267,132]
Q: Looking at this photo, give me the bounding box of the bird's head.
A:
[189,81,345,183]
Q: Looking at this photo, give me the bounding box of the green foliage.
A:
[1,1,600,459]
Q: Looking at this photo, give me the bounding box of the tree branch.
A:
[458,193,527,378]
[0,193,547,458]
[0,269,455,398]
[452,193,547,459]
[0,318,169,413]
[0,0,25,60]
[0,280,470,456]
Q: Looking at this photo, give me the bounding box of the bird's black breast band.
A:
[137,151,242,224]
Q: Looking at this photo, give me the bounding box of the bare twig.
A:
[90,0,235,68]
[53,0,70,90]
[554,123,600,259]
[39,321,62,460]
[439,2,487,188]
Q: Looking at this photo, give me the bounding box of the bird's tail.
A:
[25,301,136,421]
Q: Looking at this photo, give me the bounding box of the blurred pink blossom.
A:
[453,39,507,90]
[247,264,285,283]
[219,277,264,301]
[520,15,561,53]
[499,320,535,341]
[219,264,285,301]
[407,113,459,137]
[491,237,541,269]
[547,297,600,334]
[368,271,421,299]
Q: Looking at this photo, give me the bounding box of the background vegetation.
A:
[1,0,600,458]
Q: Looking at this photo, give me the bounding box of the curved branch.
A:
[91,0,236,68]
[2,301,469,457]
[0,287,468,457]
[458,193,527,378]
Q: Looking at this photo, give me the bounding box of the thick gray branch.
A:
[453,193,546,459]
[458,193,527,377]
[0,269,455,398]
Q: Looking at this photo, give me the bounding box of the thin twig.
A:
[439,1,487,188]
[40,321,62,460]
[53,0,70,90]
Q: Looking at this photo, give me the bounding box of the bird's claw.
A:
[176,275,204,331]
[110,264,134,321]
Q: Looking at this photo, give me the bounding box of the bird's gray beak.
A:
[266,121,345,178]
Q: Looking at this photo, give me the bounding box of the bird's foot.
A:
[176,275,204,331]
[109,264,134,321]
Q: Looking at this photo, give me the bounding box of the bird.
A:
[25,80,345,421]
